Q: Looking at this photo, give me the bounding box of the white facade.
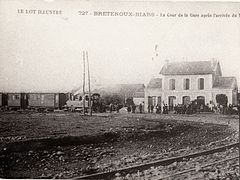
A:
[144,60,238,112]
[133,97,144,105]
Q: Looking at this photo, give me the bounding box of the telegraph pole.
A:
[238,102,240,170]
[82,51,86,115]
[86,51,92,116]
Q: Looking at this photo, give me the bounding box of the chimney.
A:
[211,58,217,68]
[165,59,169,68]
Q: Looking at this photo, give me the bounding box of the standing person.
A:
[162,104,165,114]
[209,101,213,112]
[200,104,204,113]
[127,105,131,113]
[151,105,154,113]
[165,104,169,114]
[109,103,113,113]
[148,104,151,113]
[174,104,177,114]
[156,104,160,114]
[182,104,187,114]
[116,103,120,113]
[132,104,136,113]
[163,104,167,114]
[139,103,143,113]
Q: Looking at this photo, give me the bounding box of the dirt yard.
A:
[0,112,238,178]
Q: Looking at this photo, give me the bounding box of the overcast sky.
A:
[0,0,240,92]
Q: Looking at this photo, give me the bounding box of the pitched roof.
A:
[147,78,162,88]
[133,91,145,98]
[213,77,237,89]
[73,84,145,97]
[160,60,218,75]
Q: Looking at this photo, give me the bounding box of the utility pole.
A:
[82,51,86,115]
[86,51,92,116]
[238,101,240,170]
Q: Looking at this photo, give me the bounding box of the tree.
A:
[102,94,122,105]
[126,97,134,106]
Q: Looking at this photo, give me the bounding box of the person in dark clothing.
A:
[163,104,166,114]
[150,105,154,113]
[116,103,120,113]
[186,104,191,114]
[165,104,168,114]
[127,106,131,113]
[174,104,177,114]
[132,104,136,113]
[148,104,151,113]
[228,104,233,115]
[156,104,161,114]
[182,105,187,114]
[139,103,143,113]
[163,104,168,114]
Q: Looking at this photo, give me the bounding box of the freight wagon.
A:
[28,93,67,110]
[5,92,67,111]
[7,93,28,110]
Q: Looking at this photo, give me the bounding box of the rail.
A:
[75,142,238,179]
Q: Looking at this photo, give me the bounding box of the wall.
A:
[144,73,238,112]
[212,89,235,105]
[162,74,213,105]
[133,97,144,105]
[144,88,162,111]
[163,74,212,92]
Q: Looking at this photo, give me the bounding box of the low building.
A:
[133,91,145,105]
[145,60,238,111]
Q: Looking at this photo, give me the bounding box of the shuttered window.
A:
[169,79,175,90]
[198,78,204,90]
[183,78,190,90]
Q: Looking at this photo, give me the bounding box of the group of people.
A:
[107,101,239,115]
[108,103,144,113]
[146,100,208,115]
[147,104,169,114]
[126,103,143,113]
[212,103,238,115]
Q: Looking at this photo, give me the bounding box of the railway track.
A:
[75,142,238,179]
[159,155,239,179]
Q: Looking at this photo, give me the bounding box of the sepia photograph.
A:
[0,0,240,179]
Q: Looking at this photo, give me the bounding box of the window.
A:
[183,78,190,90]
[33,94,41,100]
[14,95,20,100]
[148,96,153,105]
[169,79,175,90]
[198,78,204,90]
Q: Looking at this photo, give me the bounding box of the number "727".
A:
[78,11,88,15]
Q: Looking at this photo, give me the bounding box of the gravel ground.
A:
[113,148,239,180]
[0,112,238,178]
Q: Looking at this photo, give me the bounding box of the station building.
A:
[144,60,238,111]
